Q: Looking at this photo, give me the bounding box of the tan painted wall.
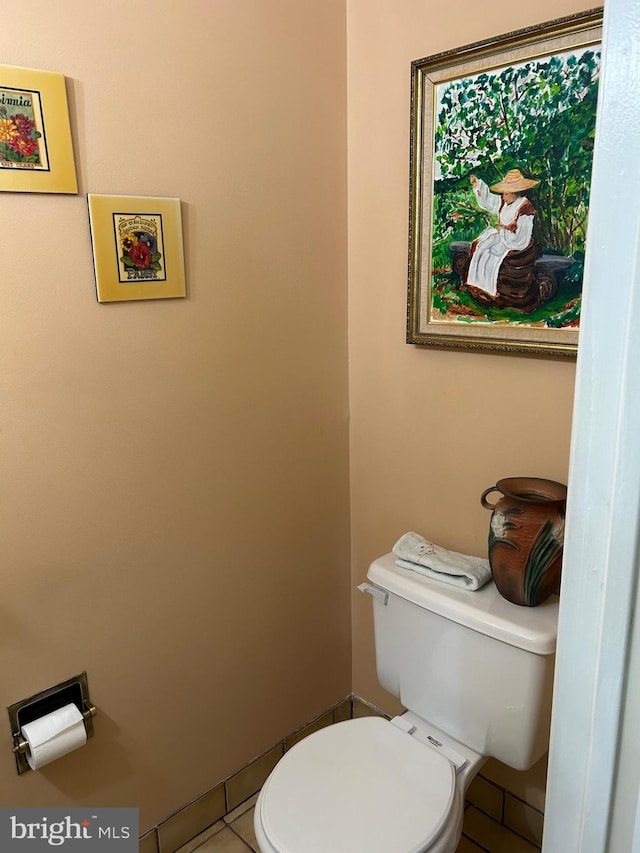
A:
[0,0,350,831]
[348,0,590,798]
[0,0,595,832]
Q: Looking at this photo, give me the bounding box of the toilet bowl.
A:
[255,552,559,853]
[254,715,483,853]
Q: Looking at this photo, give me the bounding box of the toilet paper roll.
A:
[20,703,87,770]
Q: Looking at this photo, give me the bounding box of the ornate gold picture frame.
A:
[407,10,602,357]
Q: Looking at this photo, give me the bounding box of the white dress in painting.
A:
[467,179,536,296]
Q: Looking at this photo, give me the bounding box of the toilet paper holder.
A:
[7,671,97,775]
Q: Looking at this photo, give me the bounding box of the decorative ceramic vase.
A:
[481,477,567,607]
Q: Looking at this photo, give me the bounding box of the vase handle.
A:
[481,486,502,509]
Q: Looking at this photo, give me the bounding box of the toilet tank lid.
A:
[367,553,559,655]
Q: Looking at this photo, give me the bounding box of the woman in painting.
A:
[459,169,541,309]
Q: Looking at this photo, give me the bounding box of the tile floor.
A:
[175,794,259,853]
[174,796,541,853]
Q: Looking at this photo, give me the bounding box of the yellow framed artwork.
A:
[87,194,187,303]
[0,64,77,194]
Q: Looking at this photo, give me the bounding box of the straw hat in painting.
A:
[490,169,540,192]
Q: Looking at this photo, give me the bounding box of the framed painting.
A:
[406,9,602,357]
[87,194,186,303]
[0,64,77,194]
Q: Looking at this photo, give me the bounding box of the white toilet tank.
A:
[365,553,559,771]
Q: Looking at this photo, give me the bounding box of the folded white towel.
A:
[392,531,492,591]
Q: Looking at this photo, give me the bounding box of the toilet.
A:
[254,551,559,853]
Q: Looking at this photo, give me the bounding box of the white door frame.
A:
[543,0,640,849]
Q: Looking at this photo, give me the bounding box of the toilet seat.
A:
[257,717,458,853]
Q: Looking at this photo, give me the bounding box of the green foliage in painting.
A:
[430,47,599,328]
[434,48,599,260]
